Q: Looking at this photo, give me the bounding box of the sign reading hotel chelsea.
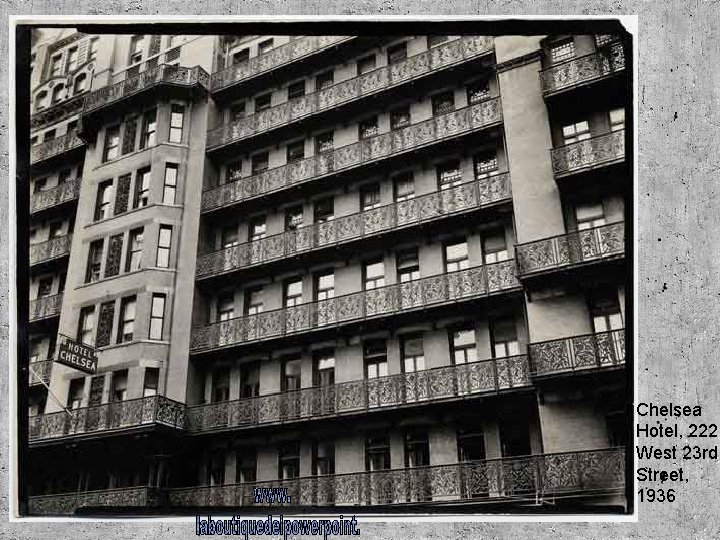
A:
[56,336,98,375]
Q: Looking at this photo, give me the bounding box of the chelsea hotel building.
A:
[22,29,629,515]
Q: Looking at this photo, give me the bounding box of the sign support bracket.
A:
[28,364,74,418]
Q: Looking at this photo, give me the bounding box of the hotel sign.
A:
[56,337,98,375]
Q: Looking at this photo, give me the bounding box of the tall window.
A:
[313,351,335,387]
[365,435,390,471]
[610,108,625,131]
[240,363,260,398]
[229,102,245,122]
[118,296,137,343]
[312,441,335,476]
[315,131,334,154]
[467,80,491,104]
[143,368,159,397]
[550,39,575,63]
[589,289,623,332]
[249,216,266,241]
[73,73,87,94]
[437,161,463,189]
[48,221,63,238]
[282,357,302,392]
[258,38,274,54]
[287,80,305,100]
[140,109,157,149]
[284,205,304,231]
[314,198,334,223]
[251,152,269,175]
[34,91,48,112]
[94,180,113,221]
[393,173,415,202]
[88,38,99,62]
[474,151,498,179]
[255,93,272,112]
[451,328,478,364]
[562,120,591,145]
[169,104,185,143]
[133,168,151,208]
[225,160,242,184]
[217,293,235,322]
[361,183,381,210]
[68,378,85,409]
[66,47,78,72]
[359,116,378,140]
[490,319,519,357]
[432,91,455,116]
[278,442,300,480]
[149,294,166,340]
[575,202,606,230]
[221,226,239,248]
[363,260,385,290]
[357,54,376,75]
[387,42,408,64]
[315,272,335,300]
[286,140,305,163]
[156,226,172,268]
[245,286,264,315]
[401,335,425,373]
[284,278,303,307]
[212,369,230,402]
[37,277,52,298]
[78,306,96,345]
[103,125,120,161]
[482,229,509,263]
[316,70,334,91]
[404,432,430,468]
[397,249,420,282]
[86,240,103,283]
[126,228,144,272]
[129,35,144,64]
[112,370,128,402]
[49,55,62,76]
[236,450,257,484]
[390,106,411,130]
[364,340,388,379]
[233,48,250,65]
[52,84,65,103]
[445,240,469,272]
[163,163,178,204]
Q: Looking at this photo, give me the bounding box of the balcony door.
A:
[404,432,431,502]
[312,351,335,415]
[589,288,624,365]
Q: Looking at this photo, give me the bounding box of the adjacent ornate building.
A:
[22,29,629,515]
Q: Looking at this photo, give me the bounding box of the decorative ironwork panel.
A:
[122,117,138,154]
[95,301,115,348]
[29,234,72,266]
[551,130,625,176]
[104,234,123,278]
[529,329,625,376]
[114,174,132,215]
[29,293,63,321]
[541,41,625,95]
[31,178,82,214]
[30,131,84,164]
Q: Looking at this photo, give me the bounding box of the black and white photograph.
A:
[12,19,633,520]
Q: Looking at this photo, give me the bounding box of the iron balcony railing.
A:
[82,64,210,114]
[31,92,86,131]
[28,486,160,516]
[201,97,503,212]
[197,173,511,279]
[29,359,54,387]
[30,130,84,164]
[551,130,625,177]
[168,448,625,508]
[529,329,625,377]
[211,36,355,91]
[30,178,81,214]
[515,222,625,277]
[187,354,530,432]
[191,260,520,353]
[29,234,72,266]
[541,41,626,96]
[207,36,495,149]
[28,395,185,442]
[29,293,63,322]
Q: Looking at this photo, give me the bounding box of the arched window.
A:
[51,84,65,104]
[35,90,48,111]
[73,73,87,94]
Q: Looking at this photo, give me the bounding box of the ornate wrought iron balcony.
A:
[187,354,530,432]
[197,173,511,279]
[201,98,503,212]
[82,64,210,115]
[191,260,520,353]
[29,293,63,322]
[29,359,53,387]
[207,36,494,150]
[29,234,72,267]
[30,131,84,165]
[168,448,625,507]
[551,130,625,178]
[529,329,625,377]
[515,222,625,277]
[28,486,160,516]
[211,36,355,91]
[28,395,185,443]
[540,41,625,96]
[31,92,86,131]
[30,178,81,214]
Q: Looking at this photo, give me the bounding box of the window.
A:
[149,294,166,340]
[140,109,157,149]
[286,140,305,163]
[88,38,99,62]
[364,260,385,290]
[129,35,144,64]
[258,38,274,54]
[66,47,78,72]
[225,160,242,183]
[359,116,378,140]
[48,221,63,238]
[445,240,469,272]
[610,108,625,132]
[94,180,113,221]
[451,328,478,364]
[249,216,266,241]
[236,450,257,484]
[393,173,415,202]
[315,271,335,301]
[208,451,225,486]
[361,183,381,210]
[315,131,334,154]
[469,78,491,102]
[163,164,178,204]
[432,91,455,116]
[255,93,271,112]
[68,378,85,409]
[230,102,245,122]
[156,226,172,268]
[34,91,48,111]
[437,161,463,189]
[312,441,335,476]
[404,432,430,468]
[52,84,65,103]
[217,293,235,322]
[133,168,151,208]
[316,70,333,91]
[589,288,623,332]
[126,228,144,271]
[365,435,390,471]
[278,442,300,480]
[58,273,66,294]
[50,55,62,76]
[112,370,128,402]
[282,357,302,392]
[85,240,103,283]
[474,151,498,178]
[397,249,420,282]
[390,106,411,130]
[251,152,269,175]
[401,335,425,373]
[143,368,159,397]
[37,277,53,298]
[428,35,449,48]
[58,168,72,184]
[314,198,334,223]
[575,202,606,230]
[212,369,230,403]
[78,306,96,345]
[240,363,260,398]
[233,48,250,65]
[43,129,56,142]
[284,278,303,307]
[387,42,408,64]
[245,286,264,315]
[221,226,238,248]
[364,341,388,379]
[287,80,305,100]
[313,351,335,387]
[285,205,303,231]
[550,39,575,63]
[357,54,376,75]
[457,429,486,462]
[482,229,508,263]
[103,126,120,161]
[118,296,137,343]
[169,104,185,143]
[562,120,590,145]
[33,178,47,193]
[491,319,519,357]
